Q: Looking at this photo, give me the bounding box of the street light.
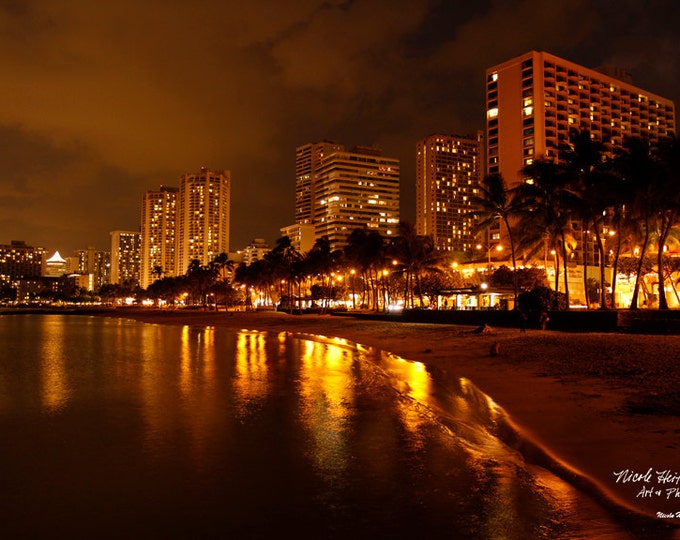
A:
[350,269,356,310]
[476,243,503,274]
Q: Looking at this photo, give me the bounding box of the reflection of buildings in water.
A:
[234,331,270,418]
[39,317,70,413]
[378,352,432,451]
[180,325,221,469]
[299,338,355,483]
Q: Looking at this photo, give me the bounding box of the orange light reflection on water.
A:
[40,317,70,413]
[299,338,355,482]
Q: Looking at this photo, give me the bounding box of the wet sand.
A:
[98,308,680,529]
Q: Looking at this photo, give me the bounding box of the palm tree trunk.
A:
[502,216,519,309]
[610,232,623,309]
[560,232,570,309]
[657,217,671,310]
[593,228,607,309]
[630,225,650,310]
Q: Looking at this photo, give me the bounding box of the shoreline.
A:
[40,308,680,529]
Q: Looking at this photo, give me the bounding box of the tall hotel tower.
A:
[415,132,484,253]
[176,168,231,275]
[295,143,400,250]
[110,231,141,285]
[295,141,344,225]
[140,185,178,289]
[486,50,675,185]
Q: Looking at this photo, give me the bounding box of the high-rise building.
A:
[0,240,46,285]
[295,141,344,225]
[415,132,484,253]
[280,223,315,253]
[140,185,178,288]
[240,238,271,266]
[110,231,141,285]
[295,143,400,250]
[45,251,68,277]
[486,50,676,185]
[73,247,110,290]
[176,168,231,275]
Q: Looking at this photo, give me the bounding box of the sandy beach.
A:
[98,308,680,530]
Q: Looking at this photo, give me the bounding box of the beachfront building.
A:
[280,223,315,253]
[176,168,231,276]
[140,185,178,289]
[110,231,141,285]
[296,142,400,251]
[485,50,676,305]
[295,141,344,226]
[0,240,46,286]
[486,50,675,184]
[415,132,484,254]
[45,251,68,278]
[72,247,110,291]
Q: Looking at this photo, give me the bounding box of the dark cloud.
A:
[2,0,679,254]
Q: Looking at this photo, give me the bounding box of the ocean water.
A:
[0,314,663,539]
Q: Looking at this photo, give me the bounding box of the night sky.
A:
[2,0,680,255]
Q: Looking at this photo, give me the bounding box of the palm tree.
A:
[151,265,164,284]
[518,159,578,308]
[614,138,659,309]
[266,236,301,311]
[654,134,680,309]
[389,221,441,309]
[306,236,343,311]
[211,252,235,311]
[344,227,386,311]
[186,259,217,306]
[560,129,613,309]
[470,172,522,308]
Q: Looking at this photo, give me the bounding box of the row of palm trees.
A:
[473,129,680,310]
[234,223,444,312]
[120,223,442,311]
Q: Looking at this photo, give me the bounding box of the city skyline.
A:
[2,1,680,255]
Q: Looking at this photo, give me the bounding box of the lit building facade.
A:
[72,247,110,291]
[295,141,344,225]
[140,185,178,288]
[486,50,676,184]
[0,240,46,285]
[296,143,400,251]
[280,223,316,253]
[176,168,231,275]
[110,231,141,285]
[415,132,484,253]
[45,251,68,277]
[240,238,271,266]
[486,50,676,301]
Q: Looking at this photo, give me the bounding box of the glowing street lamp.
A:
[476,243,503,274]
[350,269,356,310]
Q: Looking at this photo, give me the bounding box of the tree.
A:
[185,259,217,306]
[517,159,578,308]
[561,129,614,309]
[654,134,680,309]
[614,138,659,309]
[305,236,342,311]
[389,221,441,309]
[211,252,235,310]
[470,173,522,307]
[266,236,302,312]
[344,227,386,311]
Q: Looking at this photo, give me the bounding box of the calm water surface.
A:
[0,315,651,538]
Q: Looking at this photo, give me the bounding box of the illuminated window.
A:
[487,108,499,119]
